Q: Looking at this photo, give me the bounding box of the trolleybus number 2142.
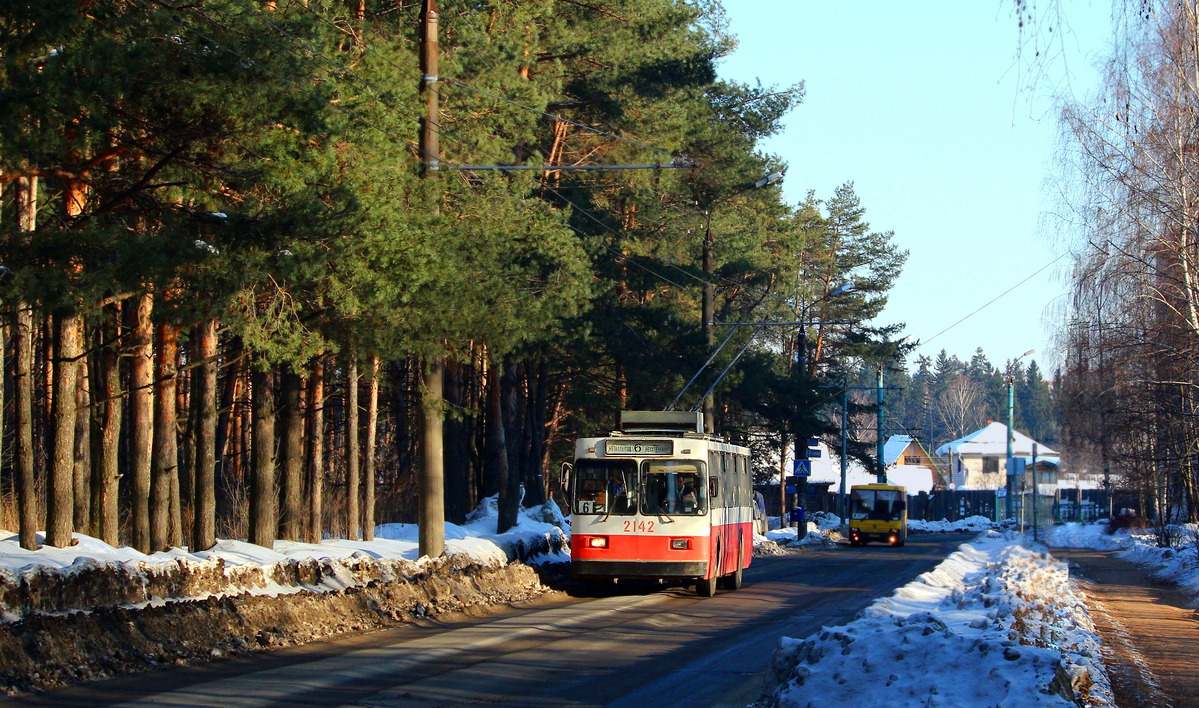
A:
[569,411,756,597]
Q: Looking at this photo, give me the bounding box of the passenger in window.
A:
[680,480,698,511]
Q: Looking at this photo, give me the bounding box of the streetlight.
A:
[873,334,914,484]
[701,171,784,432]
[1005,349,1035,520]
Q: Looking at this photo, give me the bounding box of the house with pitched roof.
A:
[882,435,945,494]
[934,422,1059,491]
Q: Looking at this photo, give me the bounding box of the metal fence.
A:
[756,484,1115,525]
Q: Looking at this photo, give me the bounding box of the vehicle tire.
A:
[721,544,744,591]
[719,554,738,592]
[697,544,720,597]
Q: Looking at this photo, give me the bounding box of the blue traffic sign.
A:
[792,459,811,476]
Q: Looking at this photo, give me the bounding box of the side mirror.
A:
[709,476,720,499]
[560,462,573,496]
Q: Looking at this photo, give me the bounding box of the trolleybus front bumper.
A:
[573,559,707,579]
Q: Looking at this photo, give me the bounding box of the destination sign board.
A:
[605,440,673,456]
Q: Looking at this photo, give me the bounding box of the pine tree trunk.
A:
[179,349,195,546]
[419,360,445,557]
[497,361,520,532]
[46,313,81,548]
[362,355,379,541]
[249,365,277,548]
[345,356,360,541]
[482,355,503,499]
[526,356,549,507]
[13,303,37,550]
[13,177,37,551]
[306,356,325,543]
[213,337,242,524]
[89,303,122,546]
[73,351,90,532]
[192,319,218,551]
[279,370,304,541]
[151,322,179,551]
[128,293,154,552]
[489,362,514,534]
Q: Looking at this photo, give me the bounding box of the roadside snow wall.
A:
[760,532,1113,707]
[0,554,547,695]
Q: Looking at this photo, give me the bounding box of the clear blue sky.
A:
[716,1,1112,374]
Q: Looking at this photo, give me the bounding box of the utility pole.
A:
[418,0,445,559]
[1031,442,1039,542]
[841,383,849,518]
[1005,373,1015,521]
[875,365,885,483]
[1005,349,1033,521]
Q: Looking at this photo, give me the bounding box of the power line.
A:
[917,252,1068,350]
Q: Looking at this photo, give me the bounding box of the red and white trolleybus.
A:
[569,411,755,596]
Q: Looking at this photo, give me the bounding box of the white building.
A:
[935,422,1058,491]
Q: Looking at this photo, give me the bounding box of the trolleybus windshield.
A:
[573,459,637,515]
[849,488,904,522]
[641,460,706,515]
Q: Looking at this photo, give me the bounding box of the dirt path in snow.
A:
[1052,547,1199,708]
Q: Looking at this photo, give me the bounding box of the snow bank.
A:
[1045,522,1132,552]
[0,497,568,621]
[761,532,1112,707]
[908,515,997,534]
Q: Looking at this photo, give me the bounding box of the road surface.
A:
[17,533,975,708]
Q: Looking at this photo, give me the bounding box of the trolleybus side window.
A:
[573,459,637,515]
[641,460,706,515]
[733,456,743,504]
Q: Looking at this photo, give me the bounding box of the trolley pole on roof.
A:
[418,0,445,559]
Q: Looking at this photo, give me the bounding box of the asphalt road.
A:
[16,533,975,708]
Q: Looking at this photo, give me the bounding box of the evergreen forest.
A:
[883,349,1058,457]
[0,0,925,553]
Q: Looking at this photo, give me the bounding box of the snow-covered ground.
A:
[761,530,1113,707]
[909,514,998,534]
[0,497,567,573]
[0,497,570,620]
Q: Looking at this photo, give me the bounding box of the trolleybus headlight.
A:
[587,536,608,549]
[670,539,690,550]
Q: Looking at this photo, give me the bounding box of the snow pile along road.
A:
[760,531,1113,707]
[0,498,568,621]
[0,498,570,694]
[908,515,997,534]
